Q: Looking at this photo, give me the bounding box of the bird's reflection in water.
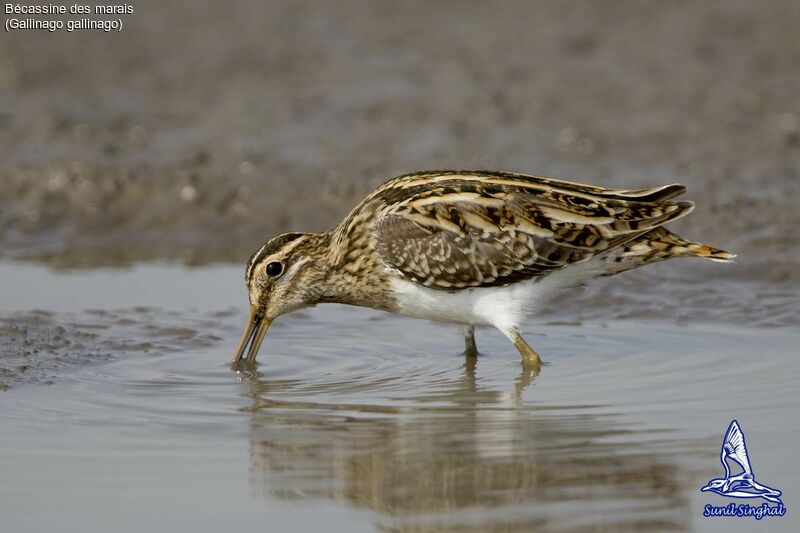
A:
[241,357,690,532]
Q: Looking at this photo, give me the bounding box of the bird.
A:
[701,420,782,504]
[232,170,734,368]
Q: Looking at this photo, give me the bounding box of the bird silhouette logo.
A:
[701,420,782,504]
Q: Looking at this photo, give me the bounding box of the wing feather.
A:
[723,420,753,475]
[371,170,687,203]
[372,176,693,290]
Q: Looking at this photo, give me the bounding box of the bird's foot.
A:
[514,336,542,369]
[463,347,480,358]
[462,325,479,358]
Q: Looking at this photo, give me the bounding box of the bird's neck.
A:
[304,230,397,312]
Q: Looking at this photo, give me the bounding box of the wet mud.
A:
[0,0,798,283]
[0,307,231,390]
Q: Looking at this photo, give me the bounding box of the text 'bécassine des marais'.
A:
[5,4,133,15]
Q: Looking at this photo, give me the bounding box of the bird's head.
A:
[232,232,324,365]
[701,478,727,492]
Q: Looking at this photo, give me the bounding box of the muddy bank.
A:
[0,307,232,390]
[1,0,798,281]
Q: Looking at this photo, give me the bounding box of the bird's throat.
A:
[310,231,397,312]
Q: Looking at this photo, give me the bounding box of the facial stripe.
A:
[282,256,311,281]
[246,233,308,284]
[246,242,271,282]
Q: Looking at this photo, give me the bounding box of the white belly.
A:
[390,258,605,333]
[391,277,548,333]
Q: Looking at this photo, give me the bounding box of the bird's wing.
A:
[725,480,782,503]
[372,176,693,290]
[723,420,753,476]
[366,170,688,204]
[748,481,783,503]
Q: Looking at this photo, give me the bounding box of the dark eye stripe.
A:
[245,232,305,283]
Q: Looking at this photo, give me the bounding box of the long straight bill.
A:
[232,306,272,364]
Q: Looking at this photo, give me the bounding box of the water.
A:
[3,1,799,529]
[1,262,798,532]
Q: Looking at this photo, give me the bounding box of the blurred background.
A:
[1,0,798,281]
[2,4,799,530]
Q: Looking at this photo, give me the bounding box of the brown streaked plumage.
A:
[233,170,735,368]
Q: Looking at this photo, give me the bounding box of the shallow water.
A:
[1,262,798,532]
[3,0,799,530]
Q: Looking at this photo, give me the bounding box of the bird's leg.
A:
[511,330,542,368]
[461,325,479,358]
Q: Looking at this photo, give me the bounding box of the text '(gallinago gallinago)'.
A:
[233,170,734,368]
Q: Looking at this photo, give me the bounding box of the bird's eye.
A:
[266,261,284,277]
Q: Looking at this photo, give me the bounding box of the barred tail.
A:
[598,227,735,277]
[652,230,736,263]
[681,241,737,263]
